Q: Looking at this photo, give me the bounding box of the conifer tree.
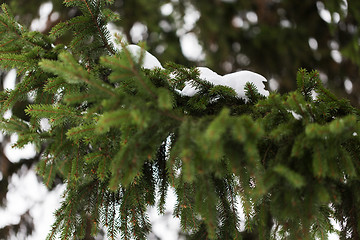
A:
[0,1,359,240]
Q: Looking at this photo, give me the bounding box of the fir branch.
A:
[0,1,359,238]
[50,16,89,38]
[40,53,117,97]
[0,117,29,133]
[81,0,115,55]
[62,0,115,55]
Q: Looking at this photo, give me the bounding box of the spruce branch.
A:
[39,53,117,97]
[61,0,115,55]
[0,0,359,238]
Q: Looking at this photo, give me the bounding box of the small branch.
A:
[81,0,115,55]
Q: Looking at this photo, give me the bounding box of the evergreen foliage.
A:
[0,1,359,239]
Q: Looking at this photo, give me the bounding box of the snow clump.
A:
[125,44,269,100]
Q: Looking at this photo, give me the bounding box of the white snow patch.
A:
[246,11,258,24]
[125,44,163,69]
[319,71,328,84]
[39,1,53,17]
[40,118,51,132]
[327,217,341,240]
[290,111,302,120]
[50,12,60,22]
[311,90,319,100]
[180,67,269,101]
[28,183,66,240]
[30,2,53,32]
[329,40,339,50]
[3,109,12,120]
[147,188,181,240]
[108,27,164,69]
[269,78,279,91]
[3,69,16,90]
[317,2,332,23]
[161,3,174,16]
[183,4,200,32]
[344,78,353,94]
[0,168,66,240]
[159,20,173,32]
[340,0,348,16]
[4,134,36,163]
[130,22,148,43]
[124,46,268,101]
[175,3,200,36]
[308,38,318,50]
[331,50,342,63]
[328,233,340,240]
[280,19,291,28]
[232,16,244,28]
[180,32,205,61]
[332,12,340,23]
